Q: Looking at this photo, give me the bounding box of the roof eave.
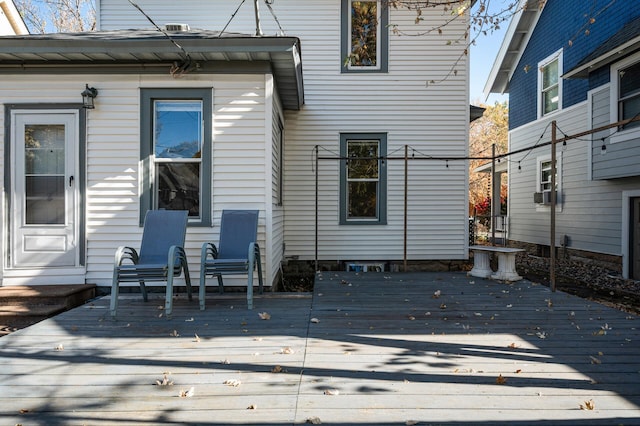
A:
[0,33,304,110]
[564,35,640,79]
[483,0,544,97]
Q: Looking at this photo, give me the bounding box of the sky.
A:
[469,1,511,106]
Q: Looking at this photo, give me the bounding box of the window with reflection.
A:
[341,0,388,72]
[141,89,212,226]
[340,133,387,224]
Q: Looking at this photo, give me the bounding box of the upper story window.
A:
[340,133,387,224]
[341,0,388,73]
[140,88,212,226]
[610,52,640,143]
[538,50,562,118]
[617,58,640,130]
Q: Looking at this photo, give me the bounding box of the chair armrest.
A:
[248,242,261,264]
[168,245,188,267]
[115,246,139,266]
[201,242,219,262]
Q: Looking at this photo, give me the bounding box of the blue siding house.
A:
[485,0,640,280]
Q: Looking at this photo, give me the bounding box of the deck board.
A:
[1,272,639,425]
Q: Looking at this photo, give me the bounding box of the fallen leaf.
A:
[408,315,416,321]
[170,330,179,337]
[19,408,30,414]
[508,343,519,349]
[432,290,441,299]
[536,331,547,339]
[310,317,320,323]
[306,417,322,424]
[495,374,507,385]
[223,379,241,387]
[247,404,257,410]
[185,317,194,322]
[281,347,295,354]
[439,303,447,309]
[179,387,194,398]
[514,369,522,374]
[271,365,284,373]
[589,356,601,365]
[194,334,201,343]
[54,344,64,351]
[323,389,340,395]
[258,312,271,320]
[221,359,230,365]
[580,399,595,410]
[156,374,174,386]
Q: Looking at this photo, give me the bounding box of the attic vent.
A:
[165,23,190,32]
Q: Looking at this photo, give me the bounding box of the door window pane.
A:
[24,124,65,225]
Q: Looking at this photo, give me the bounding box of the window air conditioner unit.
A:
[533,192,543,203]
[534,191,558,205]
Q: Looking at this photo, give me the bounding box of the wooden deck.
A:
[1,272,639,425]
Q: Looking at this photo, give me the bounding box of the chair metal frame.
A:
[200,210,264,309]
[110,210,192,318]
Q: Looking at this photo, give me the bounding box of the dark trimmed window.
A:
[341,0,388,73]
[618,59,640,130]
[140,88,212,226]
[340,133,387,224]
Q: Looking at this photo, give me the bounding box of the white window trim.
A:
[609,51,640,144]
[347,0,382,71]
[535,153,562,212]
[537,49,563,119]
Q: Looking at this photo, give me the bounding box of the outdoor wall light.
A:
[81,84,98,109]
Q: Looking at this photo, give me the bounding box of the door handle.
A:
[69,175,74,187]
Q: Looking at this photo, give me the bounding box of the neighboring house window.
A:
[340,133,387,224]
[140,88,212,226]
[539,160,555,193]
[612,54,640,133]
[535,154,561,208]
[538,50,562,118]
[341,0,388,73]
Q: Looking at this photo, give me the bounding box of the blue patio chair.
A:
[110,210,192,318]
[200,210,264,310]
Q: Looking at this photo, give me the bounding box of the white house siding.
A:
[283,5,469,261]
[270,88,285,283]
[0,73,272,287]
[98,1,470,262]
[508,94,639,257]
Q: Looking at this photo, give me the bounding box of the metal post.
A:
[404,145,408,272]
[314,145,319,271]
[550,121,557,292]
[491,143,496,246]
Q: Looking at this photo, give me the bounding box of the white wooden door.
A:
[10,111,79,268]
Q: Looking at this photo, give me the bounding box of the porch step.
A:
[0,284,96,336]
